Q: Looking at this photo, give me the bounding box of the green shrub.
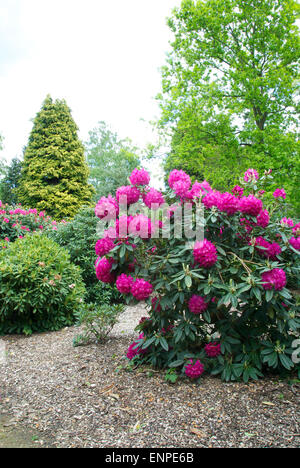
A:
[48,207,122,304]
[0,234,86,335]
[73,303,124,346]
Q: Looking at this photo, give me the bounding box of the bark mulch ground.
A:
[0,304,299,448]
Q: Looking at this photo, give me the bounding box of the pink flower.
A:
[273,188,286,199]
[128,214,157,239]
[205,342,221,358]
[116,274,134,294]
[168,169,191,190]
[256,210,270,228]
[190,180,212,198]
[95,237,115,256]
[253,237,281,259]
[217,192,240,216]
[193,239,218,268]
[244,168,259,182]
[289,237,300,251]
[188,295,208,314]
[281,217,294,228]
[116,186,141,205]
[261,269,286,291]
[173,180,191,199]
[95,195,119,220]
[202,190,221,209]
[95,257,115,283]
[239,195,263,217]
[185,360,205,379]
[3,218,9,223]
[143,188,165,209]
[127,333,147,360]
[232,185,244,198]
[129,168,150,186]
[131,279,153,301]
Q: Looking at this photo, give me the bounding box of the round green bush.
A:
[48,206,122,304]
[0,234,86,335]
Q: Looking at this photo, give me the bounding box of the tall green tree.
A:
[85,121,140,201]
[158,0,300,213]
[18,95,94,219]
[1,157,23,205]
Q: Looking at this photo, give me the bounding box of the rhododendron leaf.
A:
[185,276,192,288]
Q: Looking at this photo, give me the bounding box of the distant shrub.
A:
[48,207,122,304]
[73,303,124,346]
[0,202,59,244]
[0,234,86,335]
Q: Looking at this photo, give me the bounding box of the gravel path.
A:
[0,304,299,448]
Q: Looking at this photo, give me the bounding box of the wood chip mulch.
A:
[0,304,299,448]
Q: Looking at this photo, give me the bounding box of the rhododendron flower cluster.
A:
[116,186,141,205]
[129,168,150,186]
[244,169,259,182]
[188,295,208,314]
[95,195,119,220]
[185,360,205,379]
[193,240,218,268]
[116,274,134,294]
[261,269,287,291]
[131,279,153,301]
[143,188,165,209]
[253,237,282,260]
[127,333,147,360]
[239,195,263,217]
[95,257,115,283]
[273,188,286,199]
[205,342,221,358]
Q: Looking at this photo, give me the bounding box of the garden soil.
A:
[0,304,299,448]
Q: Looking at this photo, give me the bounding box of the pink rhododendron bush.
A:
[0,201,62,247]
[94,168,300,382]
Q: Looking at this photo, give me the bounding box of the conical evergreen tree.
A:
[18,95,94,219]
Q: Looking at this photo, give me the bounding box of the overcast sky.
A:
[0,0,182,184]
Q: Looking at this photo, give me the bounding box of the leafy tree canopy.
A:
[157,0,300,214]
[85,121,141,201]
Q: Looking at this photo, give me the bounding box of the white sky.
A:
[0,0,182,185]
